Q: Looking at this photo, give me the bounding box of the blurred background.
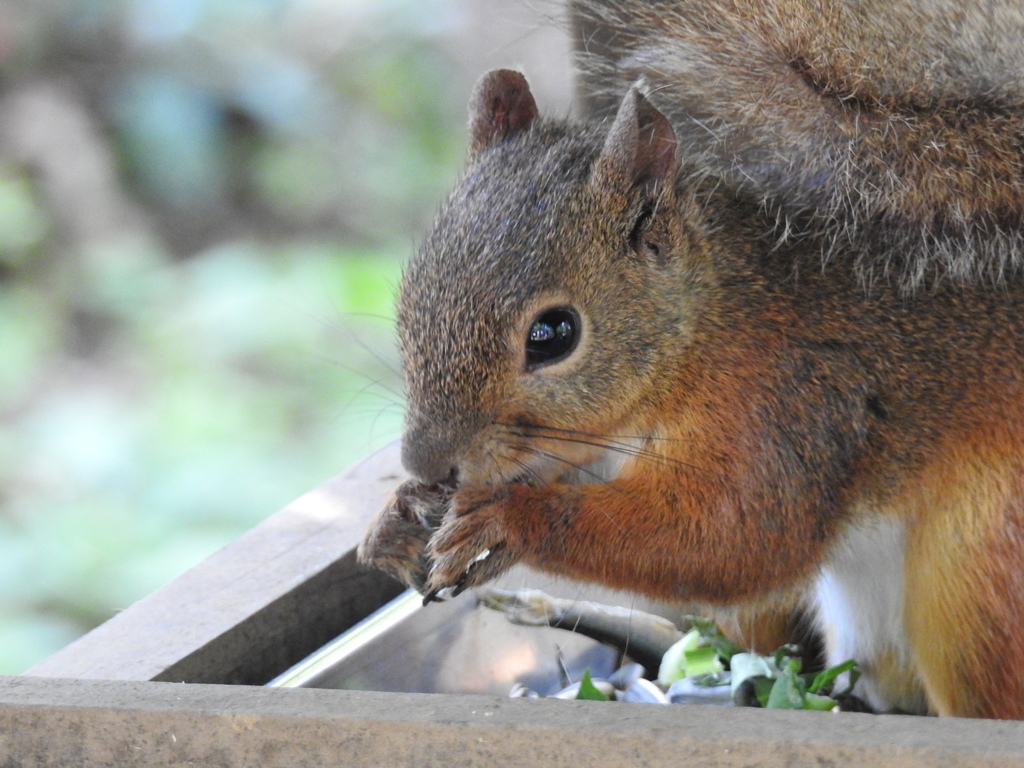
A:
[0,0,571,674]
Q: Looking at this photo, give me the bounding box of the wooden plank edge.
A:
[2,677,1024,768]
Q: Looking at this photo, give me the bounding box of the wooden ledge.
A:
[3,676,1024,767]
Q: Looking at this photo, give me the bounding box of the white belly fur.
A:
[813,515,927,713]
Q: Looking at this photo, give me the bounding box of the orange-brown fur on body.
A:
[903,425,1024,718]
[358,1,1024,721]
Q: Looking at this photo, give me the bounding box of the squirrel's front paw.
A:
[423,486,521,600]
[357,479,452,591]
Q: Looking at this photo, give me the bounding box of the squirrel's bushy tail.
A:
[570,0,1024,289]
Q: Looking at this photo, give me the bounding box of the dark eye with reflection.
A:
[526,307,580,369]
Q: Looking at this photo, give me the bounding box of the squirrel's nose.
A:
[400,434,458,487]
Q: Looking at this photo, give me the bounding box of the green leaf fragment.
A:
[809,659,858,695]
[576,669,611,701]
[752,676,777,707]
[658,628,699,685]
[683,645,725,678]
[772,644,803,670]
[658,628,724,685]
[765,658,806,709]
[803,693,840,711]
[729,652,778,696]
[686,615,745,659]
[655,618,862,713]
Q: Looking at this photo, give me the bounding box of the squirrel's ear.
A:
[467,69,539,159]
[593,83,677,195]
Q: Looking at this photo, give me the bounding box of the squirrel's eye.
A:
[526,307,580,369]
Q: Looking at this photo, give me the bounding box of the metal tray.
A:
[268,571,658,697]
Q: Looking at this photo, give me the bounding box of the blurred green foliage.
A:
[0,0,476,672]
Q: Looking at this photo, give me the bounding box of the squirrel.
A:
[358,0,1024,719]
